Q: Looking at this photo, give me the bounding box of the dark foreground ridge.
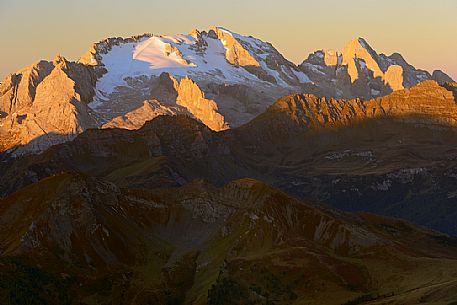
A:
[1,172,457,304]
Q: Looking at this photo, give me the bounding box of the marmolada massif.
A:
[1,5,457,304]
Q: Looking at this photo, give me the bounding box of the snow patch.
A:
[292,69,312,83]
[89,29,311,110]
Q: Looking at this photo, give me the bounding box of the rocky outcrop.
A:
[97,70,264,131]
[0,55,97,154]
[210,27,260,67]
[148,73,230,131]
[342,38,384,82]
[54,55,97,104]
[150,72,179,104]
[210,27,310,87]
[163,42,191,65]
[367,80,457,124]
[176,77,228,131]
[246,80,457,139]
[443,81,457,94]
[323,49,339,66]
[102,99,189,130]
[383,52,430,87]
[299,37,439,100]
[383,64,404,91]
[0,60,53,115]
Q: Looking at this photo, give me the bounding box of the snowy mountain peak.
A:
[78,27,312,127]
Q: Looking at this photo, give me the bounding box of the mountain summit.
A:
[78,27,311,126]
[299,36,451,100]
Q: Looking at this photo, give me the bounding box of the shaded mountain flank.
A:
[2,172,457,305]
[3,81,457,239]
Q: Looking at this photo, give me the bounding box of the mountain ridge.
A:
[2,171,457,304]
[0,27,453,155]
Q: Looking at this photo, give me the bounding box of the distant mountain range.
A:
[0,27,453,154]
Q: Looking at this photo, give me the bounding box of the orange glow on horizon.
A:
[0,0,456,80]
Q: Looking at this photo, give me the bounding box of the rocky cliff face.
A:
[148,72,229,130]
[0,173,141,270]
[0,56,97,155]
[210,27,260,67]
[0,60,53,115]
[102,99,189,130]
[176,77,228,131]
[256,80,457,130]
[367,80,457,124]
[300,38,453,100]
[342,38,385,83]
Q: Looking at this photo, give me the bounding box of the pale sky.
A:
[0,0,456,80]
